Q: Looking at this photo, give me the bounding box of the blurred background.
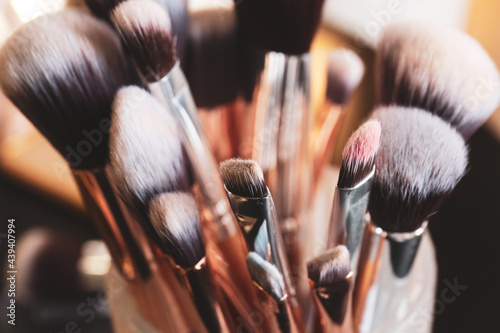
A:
[0,0,499,332]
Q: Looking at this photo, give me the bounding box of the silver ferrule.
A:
[149,62,236,238]
[327,167,375,270]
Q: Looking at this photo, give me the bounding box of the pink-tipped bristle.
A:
[338,120,381,188]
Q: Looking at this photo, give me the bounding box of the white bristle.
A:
[149,192,204,268]
[219,158,267,198]
[307,246,350,284]
[246,252,285,301]
[326,49,365,105]
[369,106,468,232]
[109,86,187,207]
[377,20,500,138]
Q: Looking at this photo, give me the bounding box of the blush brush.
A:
[353,106,468,332]
[376,20,500,139]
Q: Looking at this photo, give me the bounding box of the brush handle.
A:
[150,63,275,332]
[353,219,436,333]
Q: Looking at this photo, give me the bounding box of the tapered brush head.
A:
[219,158,268,198]
[246,252,285,301]
[369,106,468,232]
[326,49,365,105]
[234,0,325,54]
[110,86,188,208]
[111,0,176,82]
[149,192,205,268]
[376,20,500,139]
[184,8,239,108]
[338,120,381,189]
[0,10,130,170]
[307,246,350,285]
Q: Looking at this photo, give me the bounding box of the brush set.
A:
[0,0,498,331]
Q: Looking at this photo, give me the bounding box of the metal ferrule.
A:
[327,167,375,270]
[353,216,428,331]
[309,273,353,332]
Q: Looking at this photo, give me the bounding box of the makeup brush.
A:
[376,20,500,139]
[307,245,353,332]
[184,7,241,162]
[149,191,221,332]
[0,12,205,331]
[327,120,381,271]
[220,158,306,332]
[85,0,188,61]
[111,3,273,330]
[247,252,289,333]
[109,85,190,214]
[353,106,468,332]
[312,49,365,194]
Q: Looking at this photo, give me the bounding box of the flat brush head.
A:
[111,0,176,82]
[369,106,468,232]
[110,86,187,208]
[246,252,285,301]
[220,158,268,198]
[0,10,130,170]
[234,0,325,54]
[149,192,205,268]
[376,20,500,139]
[338,120,381,189]
[326,49,365,105]
[184,8,239,108]
[307,245,350,285]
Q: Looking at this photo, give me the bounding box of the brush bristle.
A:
[149,192,205,268]
[326,49,365,105]
[307,246,350,285]
[184,8,239,108]
[111,0,176,81]
[219,158,268,198]
[109,86,188,208]
[0,10,130,169]
[338,120,381,189]
[234,0,325,54]
[369,106,468,232]
[246,252,285,301]
[376,20,500,139]
[84,0,121,18]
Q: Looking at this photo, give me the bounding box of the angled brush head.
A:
[219,158,268,198]
[109,86,188,208]
[307,245,350,285]
[0,10,130,169]
[149,192,205,268]
[369,106,468,232]
[111,0,176,82]
[326,49,365,105]
[246,252,285,301]
[338,120,381,189]
[234,0,325,54]
[376,20,500,139]
[184,8,239,108]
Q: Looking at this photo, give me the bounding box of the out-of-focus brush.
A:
[353,106,468,332]
[307,246,353,333]
[111,3,273,330]
[184,7,241,162]
[327,120,381,272]
[312,49,365,195]
[149,192,222,332]
[376,20,500,139]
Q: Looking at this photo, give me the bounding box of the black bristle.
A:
[234,0,325,54]
[368,106,468,232]
[220,158,268,198]
[0,10,130,170]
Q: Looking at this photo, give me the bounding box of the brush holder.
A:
[353,219,437,333]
